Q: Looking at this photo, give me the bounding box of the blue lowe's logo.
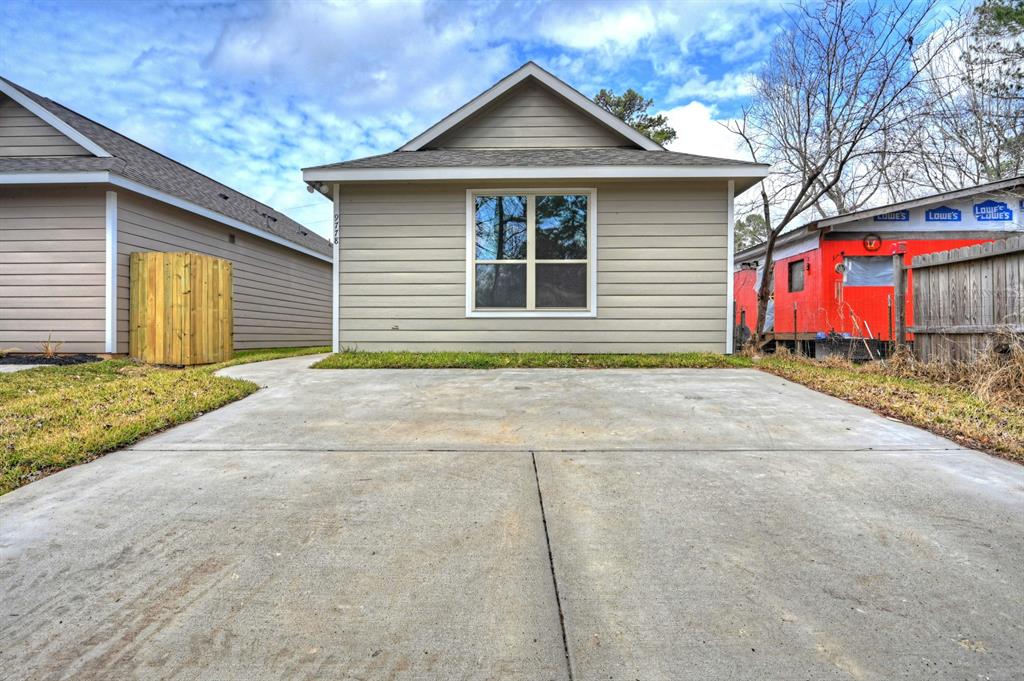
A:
[873,209,909,222]
[973,200,1013,221]
[925,205,962,222]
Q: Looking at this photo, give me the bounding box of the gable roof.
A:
[305,63,769,189]
[0,77,331,258]
[399,62,664,152]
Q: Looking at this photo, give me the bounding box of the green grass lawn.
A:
[759,356,1024,462]
[313,350,753,369]
[0,346,328,495]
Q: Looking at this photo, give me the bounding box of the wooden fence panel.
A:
[129,251,233,366]
[910,235,1024,362]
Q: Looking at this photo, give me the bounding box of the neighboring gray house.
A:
[0,77,332,355]
[304,62,769,353]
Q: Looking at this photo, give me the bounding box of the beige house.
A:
[304,63,768,354]
[0,77,332,355]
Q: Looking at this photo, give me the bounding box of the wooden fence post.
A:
[893,254,906,349]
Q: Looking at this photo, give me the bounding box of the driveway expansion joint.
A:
[532,450,575,681]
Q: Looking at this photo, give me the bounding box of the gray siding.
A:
[337,181,728,352]
[0,186,106,353]
[429,81,634,149]
[116,192,332,351]
[0,95,90,157]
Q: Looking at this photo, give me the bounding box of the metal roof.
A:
[0,77,331,256]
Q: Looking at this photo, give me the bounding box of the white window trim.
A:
[465,188,598,319]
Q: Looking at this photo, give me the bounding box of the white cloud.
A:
[667,71,756,102]
[207,0,516,117]
[661,102,749,161]
[535,4,658,50]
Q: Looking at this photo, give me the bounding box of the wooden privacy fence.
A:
[910,235,1024,362]
[130,252,233,366]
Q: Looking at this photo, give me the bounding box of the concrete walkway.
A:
[1,354,1021,680]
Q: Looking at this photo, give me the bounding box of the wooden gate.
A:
[129,252,233,366]
[910,235,1023,362]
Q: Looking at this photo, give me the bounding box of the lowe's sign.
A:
[925,205,962,222]
[973,200,1013,221]
[873,209,909,222]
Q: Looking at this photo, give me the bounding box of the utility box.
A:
[129,252,233,366]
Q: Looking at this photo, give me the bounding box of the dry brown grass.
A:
[38,334,64,359]
[879,331,1024,408]
[759,337,1024,462]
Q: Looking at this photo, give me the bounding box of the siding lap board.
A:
[115,192,332,351]
[429,80,634,149]
[0,186,106,352]
[0,95,90,157]
[337,181,728,352]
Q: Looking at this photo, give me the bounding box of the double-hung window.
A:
[468,190,595,317]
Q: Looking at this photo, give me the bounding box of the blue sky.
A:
[1,0,791,237]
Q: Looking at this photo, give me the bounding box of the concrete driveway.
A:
[2,355,1022,680]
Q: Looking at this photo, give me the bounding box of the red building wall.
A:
[734,236,993,341]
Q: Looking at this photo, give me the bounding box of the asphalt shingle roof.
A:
[305,148,767,171]
[1,78,331,256]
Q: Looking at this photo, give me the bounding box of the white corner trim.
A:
[304,165,770,183]
[726,180,735,355]
[399,62,663,152]
[105,190,118,353]
[0,80,112,157]
[0,171,332,262]
[464,188,598,318]
[332,183,340,353]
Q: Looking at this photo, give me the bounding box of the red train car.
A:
[734,178,1023,354]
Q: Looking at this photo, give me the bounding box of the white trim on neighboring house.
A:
[0,171,332,263]
[332,183,340,353]
[726,180,735,355]
[304,165,770,184]
[104,190,118,354]
[0,80,112,157]
[819,176,1024,227]
[465,187,598,319]
[399,62,664,152]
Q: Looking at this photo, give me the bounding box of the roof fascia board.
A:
[734,226,823,263]
[398,63,663,152]
[0,171,331,262]
[0,171,111,184]
[303,164,770,183]
[820,177,1024,227]
[0,80,112,158]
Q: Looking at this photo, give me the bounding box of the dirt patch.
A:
[1,354,102,366]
